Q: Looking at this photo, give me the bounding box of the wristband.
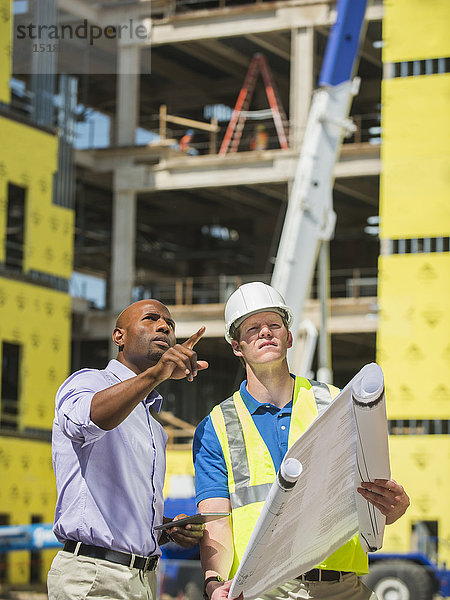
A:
[203,575,225,599]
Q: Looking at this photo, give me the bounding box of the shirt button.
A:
[281,425,286,430]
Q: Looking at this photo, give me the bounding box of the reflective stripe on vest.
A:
[217,377,332,509]
[210,376,369,577]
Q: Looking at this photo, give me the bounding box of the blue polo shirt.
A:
[193,378,294,505]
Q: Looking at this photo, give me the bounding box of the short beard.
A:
[146,346,167,365]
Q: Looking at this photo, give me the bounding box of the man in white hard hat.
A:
[193,282,410,600]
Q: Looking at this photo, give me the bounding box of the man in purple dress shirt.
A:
[48,299,209,600]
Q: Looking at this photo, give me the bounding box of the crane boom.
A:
[271,0,369,370]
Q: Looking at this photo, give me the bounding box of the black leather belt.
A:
[296,569,350,582]
[63,541,158,572]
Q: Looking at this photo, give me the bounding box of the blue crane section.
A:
[319,0,369,87]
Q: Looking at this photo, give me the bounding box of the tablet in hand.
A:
[154,512,230,530]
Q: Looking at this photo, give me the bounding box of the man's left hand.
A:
[357,479,410,525]
[166,513,205,548]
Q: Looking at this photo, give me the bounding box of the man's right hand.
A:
[151,326,209,383]
[209,580,242,600]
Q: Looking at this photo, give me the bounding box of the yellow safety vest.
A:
[210,375,369,578]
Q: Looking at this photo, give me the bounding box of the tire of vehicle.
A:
[362,560,434,600]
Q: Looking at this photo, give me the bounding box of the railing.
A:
[132,268,378,306]
[159,105,219,155]
[145,111,381,154]
[133,274,270,305]
[75,110,381,155]
[321,267,378,299]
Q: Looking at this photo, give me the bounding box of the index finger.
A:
[183,326,206,349]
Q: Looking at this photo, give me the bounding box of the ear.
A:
[112,327,125,351]
[287,330,293,349]
[231,339,243,358]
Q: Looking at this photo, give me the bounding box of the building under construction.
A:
[0,0,448,594]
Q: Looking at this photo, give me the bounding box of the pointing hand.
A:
[151,326,209,383]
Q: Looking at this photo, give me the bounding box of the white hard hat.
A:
[224,282,293,343]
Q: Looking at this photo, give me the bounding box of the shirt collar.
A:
[105,359,163,413]
[239,380,262,414]
[239,376,295,414]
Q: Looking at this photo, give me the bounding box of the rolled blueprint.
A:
[229,458,303,600]
[352,363,390,552]
[225,363,391,599]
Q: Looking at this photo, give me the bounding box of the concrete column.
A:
[110,183,137,314]
[115,44,140,146]
[290,27,314,152]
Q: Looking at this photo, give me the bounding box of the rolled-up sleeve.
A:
[55,369,109,445]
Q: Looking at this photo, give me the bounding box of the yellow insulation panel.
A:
[0,436,57,583]
[383,0,450,63]
[384,435,450,565]
[380,75,450,239]
[380,156,449,240]
[164,448,194,498]
[381,76,450,161]
[0,0,11,104]
[0,278,71,429]
[0,116,74,278]
[377,254,450,419]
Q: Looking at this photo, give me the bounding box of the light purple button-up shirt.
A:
[52,359,168,557]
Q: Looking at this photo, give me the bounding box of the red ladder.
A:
[219,53,289,155]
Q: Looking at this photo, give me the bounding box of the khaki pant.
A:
[257,573,378,600]
[47,550,157,600]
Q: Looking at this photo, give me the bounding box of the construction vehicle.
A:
[365,550,450,600]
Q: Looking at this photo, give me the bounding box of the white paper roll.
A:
[352,363,390,552]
